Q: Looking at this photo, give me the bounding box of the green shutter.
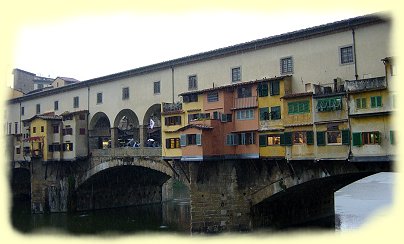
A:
[352,132,362,146]
[375,131,381,144]
[377,96,382,107]
[196,134,202,145]
[259,134,267,147]
[390,130,395,145]
[259,83,268,97]
[371,97,376,108]
[317,131,326,146]
[341,129,350,145]
[180,134,187,147]
[259,107,269,120]
[284,132,292,146]
[356,98,361,109]
[362,98,367,108]
[306,131,314,145]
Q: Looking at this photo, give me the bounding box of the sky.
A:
[9,10,370,86]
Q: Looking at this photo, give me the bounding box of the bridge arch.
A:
[89,112,111,149]
[143,104,162,147]
[112,109,140,147]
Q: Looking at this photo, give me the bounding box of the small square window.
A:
[79,128,86,135]
[188,75,198,90]
[231,67,241,83]
[122,87,130,100]
[41,126,44,132]
[97,93,103,104]
[340,46,354,64]
[280,57,293,74]
[154,81,160,94]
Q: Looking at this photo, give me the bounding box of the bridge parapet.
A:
[91,147,162,157]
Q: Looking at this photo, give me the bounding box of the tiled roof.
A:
[23,114,62,123]
[281,92,313,99]
[176,124,213,132]
[58,77,80,83]
[8,13,388,104]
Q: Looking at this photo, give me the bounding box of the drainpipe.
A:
[87,85,90,156]
[171,66,175,103]
[352,28,358,80]
[346,87,352,161]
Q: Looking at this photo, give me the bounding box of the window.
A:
[237,86,252,98]
[258,82,268,97]
[288,100,310,114]
[352,131,381,146]
[41,126,44,132]
[188,113,210,122]
[21,107,24,116]
[317,96,342,112]
[183,94,198,103]
[280,57,293,74]
[207,91,219,102]
[73,96,79,108]
[33,127,36,133]
[122,87,130,100]
[63,127,73,135]
[226,134,238,146]
[259,107,269,121]
[267,134,281,145]
[180,134,201,146]
[48,144,61,152]
[79,128,86,135]
[165,116,181,126]
[293,131,313,145]
[16,147,21,154]
[154,81,160,94]
[355,98,367,109]
[271,106,281,120]
[221,113,232,122]
[36,104,40,114]
[340,45,354,64]
[370,96,382,108]
[166,138,180,149]
[270,80,280,96]
[53,125,59,134]
[390,131,395,145]
[15,122,18,134]
[8,123,11,134]
[231,67,241,82]
[236,109,254,120]
[79,113,86,120]
[327,131,342,144]
[237,132,255,145]
[63,143,73,151]
[97,92,103,104]
[188,75,198,90]
[54,101,59,111]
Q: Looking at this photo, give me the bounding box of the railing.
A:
[91,147,162,157]
[162,102,182,113]
[346,77,387,92]
[233,96,258,109]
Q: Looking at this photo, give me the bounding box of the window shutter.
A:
[362,98,367,108]
[250,132,255,144]
[284,132,292,146]
[341,129,350,145]
[371,97,376,108]
[280,133,285,145]
[356,98,361,109]
[233,134,239,145]
[196,134,202,145]
[316,131,326,146]
[221,113,227,122]
[226,134,231,146]
[306,131,314,145]
[259,134,267,147]
[259,107,269,121]
[377,96,382,107]
[261,82,269,97]
[165,139,171,149]
[375,131,381,144]
[164,117,169,126]
[352,132,362,146]
[390,130,395,145]
[180,134,187,147]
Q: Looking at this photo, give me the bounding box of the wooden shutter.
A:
[259,107,269,121]
[306,131,314,145]
[371,97,376,108]
[259,134,267,147]
[284,132,293,146]
[180,134,187,147]
[352,132,362,146]
[165,139,171,149]
[341,129,350,145]
[280,134,285,145]
[376,96,382,107]
[316,131,326,146]
[390,130,395,145]
[196,134,202,145]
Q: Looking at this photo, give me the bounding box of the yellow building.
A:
[282,92,314,160]
[24,114,62,162]
[258,76,291,159]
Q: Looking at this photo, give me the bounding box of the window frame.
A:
[188,75,198,91]
[355,97,367,109]
[339,45,354,65]
[153,81,161,95]
[236,109,254,120]
[73,96,79,108]
[370,96,382,108]
[280,56,293,75]
[97,92,103,104]
[207,91,219,102]
[288,100,310,114]
[36,104,40,114]
[231,67,241,83]
[326,131,342,145]
[122,87,130,100]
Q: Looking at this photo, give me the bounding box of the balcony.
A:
[233,96,258,110]
[162,102,183,114]
[346,77,387,93]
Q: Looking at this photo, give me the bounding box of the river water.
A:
[11,172,395,235]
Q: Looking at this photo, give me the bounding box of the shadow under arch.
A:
[112,109,140,147]
[89,112,111,149]
[143,104,162,147]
